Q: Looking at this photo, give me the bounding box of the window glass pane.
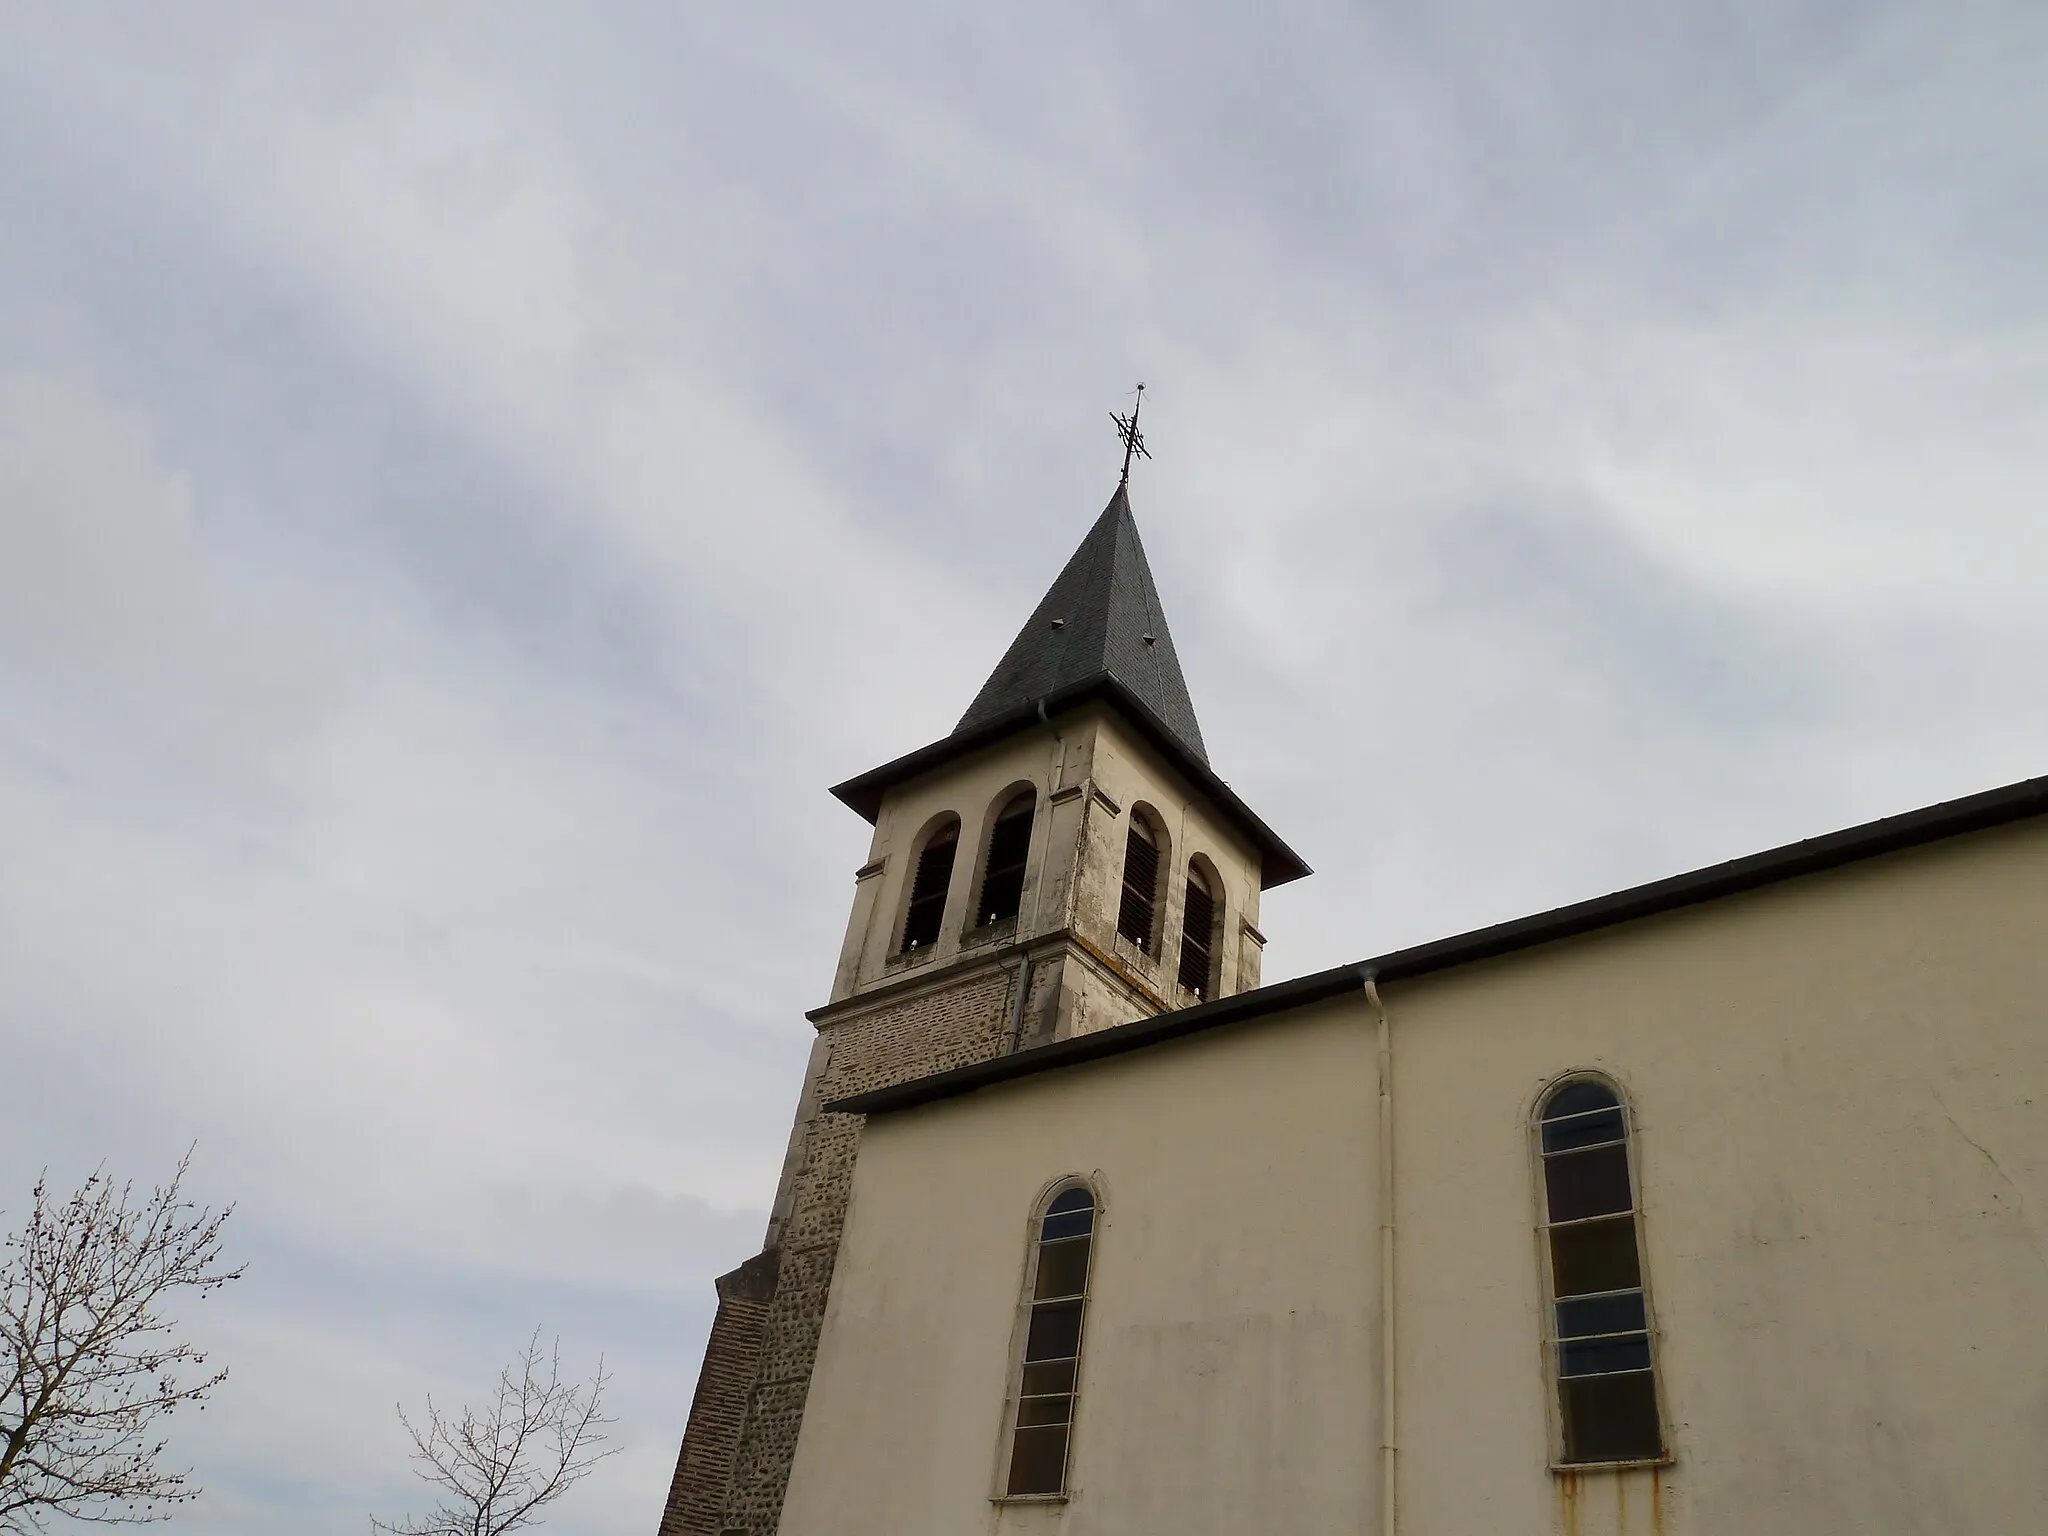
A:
[1010,1185,1094,1497]
[1024,1301,1084,1363]
[1544,1081,1620,1119]
[1543,1143,1634,1223]
[1007,1425,1071,1495]
[1541,1107,1627,1153]
[1015,1393,1073,1427]
[1559,1334,1654,1377]
[1034,1238,1091,1300]
[1020,1359,1076,1396]
[1549,1217,1642,1297]
[1556,1291,1646,1339]
[1041,1208,1094,1241]
[1560,1372,1663,1464]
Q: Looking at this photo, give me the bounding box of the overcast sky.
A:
[4,3,2047,1530]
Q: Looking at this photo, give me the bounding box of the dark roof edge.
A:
[827,960,1373,1115]
[829,769,2048,1117]
[828,674,1312,889]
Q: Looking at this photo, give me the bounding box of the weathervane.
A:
[1111,383,1151,486]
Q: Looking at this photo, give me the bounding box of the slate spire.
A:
[954,485,1208,763]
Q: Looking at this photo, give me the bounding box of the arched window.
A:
[1004,1184,1097,1497]
[975,789,1037,927]
[1116,809,1162,954]
[1536,1078,1666,1466]
[1177,860,1220,1000]
[898,817,959,953]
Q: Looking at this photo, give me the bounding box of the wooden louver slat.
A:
[1116,824,1159,951]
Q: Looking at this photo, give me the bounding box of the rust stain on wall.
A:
[1615,1468,1629,1533]
[1557,1469,1580,1536]
[1650,1466,1666,1536]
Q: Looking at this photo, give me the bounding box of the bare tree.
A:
[374,1332,617,1536]
[0,1151,242,1531]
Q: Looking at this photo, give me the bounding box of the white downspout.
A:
[1365,968,1396,1536]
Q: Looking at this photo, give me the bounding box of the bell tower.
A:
[655,484,1309,1536]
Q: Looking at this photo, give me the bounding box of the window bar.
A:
[1006,1188,1095,1496]
[1536,1082,1666,1466]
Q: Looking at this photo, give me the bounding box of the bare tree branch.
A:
[0,1150,242,1532]
[373,1332,617,1536]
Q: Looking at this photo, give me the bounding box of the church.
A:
[656,475,2048,1536]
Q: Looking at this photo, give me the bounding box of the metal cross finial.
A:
[1111,382,1151,486]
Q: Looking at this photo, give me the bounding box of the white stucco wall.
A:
[776,1002,1381,1536]
[782,816,2048,1536]
[1391,817,2048,1536]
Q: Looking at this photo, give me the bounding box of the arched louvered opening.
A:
[1537,1077,1667,1466]
[1116,808,1163,954]
[975,788,1037,928]
[1004,1183,1098,1497]
[1177,859,1221,1001]
[898,816,959,954]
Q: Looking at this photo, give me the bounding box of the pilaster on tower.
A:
[655,482,1308,1536]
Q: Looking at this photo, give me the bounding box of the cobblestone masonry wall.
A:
[699,962,1030,1536]
[657,1250,780,1536]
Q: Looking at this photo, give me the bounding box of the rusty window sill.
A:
[1550,1453,1673,1474]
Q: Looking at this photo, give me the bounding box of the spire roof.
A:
[954,485,1208,763]
[829,481,1309,888]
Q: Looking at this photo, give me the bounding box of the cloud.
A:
[3,2,2048,1530]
